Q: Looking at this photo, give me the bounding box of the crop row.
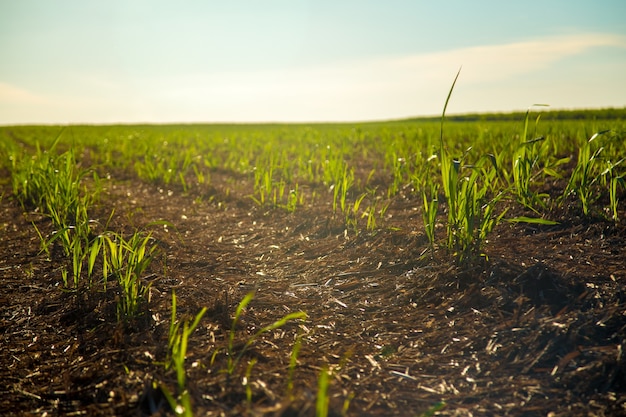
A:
[2,110,624,258]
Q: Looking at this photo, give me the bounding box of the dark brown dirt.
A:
[1,163,625,416]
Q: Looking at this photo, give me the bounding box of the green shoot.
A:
[422,181,439,255]
[161,290,207,417]
[316,366,331,417]
[563,130,611,216]
[244,358,257,405]
[227,292,307,375]
[101,231,156,320]
[286,334,302,397]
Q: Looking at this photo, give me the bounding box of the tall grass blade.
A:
[316,366,331,417]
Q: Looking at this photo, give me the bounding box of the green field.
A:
[1,108,625,415]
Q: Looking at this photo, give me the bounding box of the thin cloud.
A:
[0,82,51,105]
[396,33,626,84]
[146,32,625,121]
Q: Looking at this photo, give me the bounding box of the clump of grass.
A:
[562,129,618,218]
[436,69,505,262]
[100,230,156,320]
[10,134,106,288]
[12,138,99,231]
[512,105,550,211]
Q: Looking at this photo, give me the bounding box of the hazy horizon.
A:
[2,105,625,127]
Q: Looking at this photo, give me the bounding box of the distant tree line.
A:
[427,107,626,122]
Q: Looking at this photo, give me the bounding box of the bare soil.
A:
[1,162,625,416]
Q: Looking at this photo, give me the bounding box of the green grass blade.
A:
[440,67,462,149]
[505,216,559,225]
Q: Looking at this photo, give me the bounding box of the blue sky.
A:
[1,0,625,124]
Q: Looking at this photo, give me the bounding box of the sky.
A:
[1,0,625,124]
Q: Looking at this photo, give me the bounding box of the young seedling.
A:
[512,105,550,211]
[422,181,439,255]
[160,290,207,417]
[101,231,156,320]
[286,334,303,398]
[436,70,507,262]
[226,292,307,375]
[563,130,612,217]
[608,173,624,222]
[316,366,331,417]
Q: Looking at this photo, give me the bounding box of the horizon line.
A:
[1,105,624,127]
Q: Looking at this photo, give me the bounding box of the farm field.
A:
[1,109,625,416]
